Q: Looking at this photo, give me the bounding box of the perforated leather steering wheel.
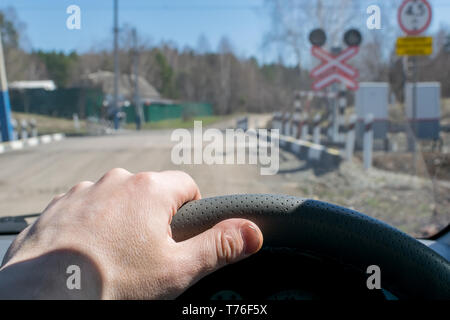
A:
[171,194,450,299]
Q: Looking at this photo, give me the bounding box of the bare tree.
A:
[1,7,47,81]
[263,0,362,73]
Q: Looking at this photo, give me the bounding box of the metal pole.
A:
[330,47,341,143]
[412,56,418,174]
[132,28,143,130]
[113,0,120,130]
[345,114,357,161]
[332,83,339,143]
[363,113,374,170]
[0,32,14,141]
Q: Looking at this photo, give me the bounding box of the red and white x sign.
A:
[310,46,359,91]
[312,69,359,91]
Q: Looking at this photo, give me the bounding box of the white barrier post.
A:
[363,113,374,170]
[283,112,291,136]
[291,112,301,139]
[327,111,333,140]
[345,114,357,161]
[307,115,322,161]
[301,113,309,140]
[337,92,347,143]
[73,113,80,132]
[279,112,290,147]
[11,118,18,140]
[290,112,302,153]
[272,112,282,131]
[30,118,37,137]
[20,119,28,140]
[312,114,321,145]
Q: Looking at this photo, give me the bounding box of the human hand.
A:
[0,169,263,299]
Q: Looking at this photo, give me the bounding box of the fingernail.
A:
[240,222,262,255]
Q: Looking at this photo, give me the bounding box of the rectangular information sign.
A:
[396,36,433,56]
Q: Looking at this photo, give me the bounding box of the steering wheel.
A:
[171,194,450,300]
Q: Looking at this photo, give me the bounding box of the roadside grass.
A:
[10,113,231,136]
[124,115,228,130]
[11,112,87,136]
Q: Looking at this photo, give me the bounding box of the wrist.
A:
[0,249,103,299]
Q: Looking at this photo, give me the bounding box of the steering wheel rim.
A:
[171,194,450,299]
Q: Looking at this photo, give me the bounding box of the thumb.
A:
[176,219,263,285]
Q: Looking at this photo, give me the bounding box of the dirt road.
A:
[0,129,297,217]
[0,117,447,237]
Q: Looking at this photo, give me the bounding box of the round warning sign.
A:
[398,0,432,36]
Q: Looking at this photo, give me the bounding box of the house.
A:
[82,70,170,106]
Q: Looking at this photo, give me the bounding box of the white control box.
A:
[404,82,441,140]
[355,82,389,120]
[355,82,389,141]
[405,82,441,120]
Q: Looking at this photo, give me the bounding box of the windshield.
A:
[0,0,448,238]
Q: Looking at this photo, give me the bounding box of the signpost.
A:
[0,32,14,142]
[396,0,433,174]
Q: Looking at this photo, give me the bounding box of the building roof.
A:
[83,70,161,102]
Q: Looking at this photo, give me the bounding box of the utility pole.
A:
[330,47,342,144]
[132,28,143,130]
[113,0,120,130]
[0,31,14,141]
[412,56,418,175]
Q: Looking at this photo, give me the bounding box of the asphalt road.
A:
[0,127,297,217]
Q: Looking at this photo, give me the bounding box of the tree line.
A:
[1,8,304,115]
[1,2,449,117]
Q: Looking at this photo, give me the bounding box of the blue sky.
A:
[1,0,450,64]
[2,0,267,57]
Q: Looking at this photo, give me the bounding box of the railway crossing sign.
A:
[310,46,359,91]
[398,0,432,36]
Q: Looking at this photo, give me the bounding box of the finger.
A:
[174,219,263,287]
[97,168,133,185]
[146,171,201,223]
[67,181,94,195]
[42,193,66,212]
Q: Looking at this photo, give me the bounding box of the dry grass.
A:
[11,112,87,136]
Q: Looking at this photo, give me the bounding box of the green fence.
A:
[9,88,104,119]
[124,102,213,124]
[9,88,212,123]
